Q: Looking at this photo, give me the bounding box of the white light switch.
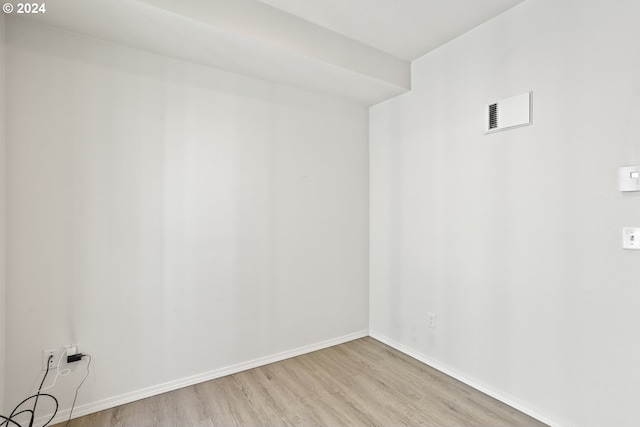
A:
[619,166,640,191]
[623,228,640,250]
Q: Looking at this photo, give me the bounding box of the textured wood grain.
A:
[55,338,547,427]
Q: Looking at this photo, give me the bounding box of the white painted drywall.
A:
[0,13,6,415]
[370,0,640,426]
[4,18,368,417]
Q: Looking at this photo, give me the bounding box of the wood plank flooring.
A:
[55,337,547,427]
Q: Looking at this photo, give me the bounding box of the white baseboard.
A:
[42,329,567,427]
[369,330,570,427]
[41,330,368,427]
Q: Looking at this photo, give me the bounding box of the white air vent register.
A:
[485,92,532,133]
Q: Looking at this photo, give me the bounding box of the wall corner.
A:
[0,12,7,415]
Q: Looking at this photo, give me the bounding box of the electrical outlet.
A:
[427,313,436,329]
[43,349,58,371]
[66,344,82,363]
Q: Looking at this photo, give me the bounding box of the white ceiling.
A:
[256,0,526,61]
[14,0,526,105]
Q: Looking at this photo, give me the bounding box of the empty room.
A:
[1,0,639,426]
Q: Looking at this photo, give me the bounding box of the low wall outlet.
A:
[66,344,84,363]
[623,227,640,250]
[66,345,78,357]
[43,349,57,371]
[427,313,437,329]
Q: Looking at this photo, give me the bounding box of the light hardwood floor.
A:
[55,338,547,427]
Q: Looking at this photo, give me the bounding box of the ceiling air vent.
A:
[485,91,532,134]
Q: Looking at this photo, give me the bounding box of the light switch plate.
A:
[619,166,640,191]
[623,227,640,250]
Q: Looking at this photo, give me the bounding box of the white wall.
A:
[0,13,6,415]
[370,1,640,426]
[4,18,369,419]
